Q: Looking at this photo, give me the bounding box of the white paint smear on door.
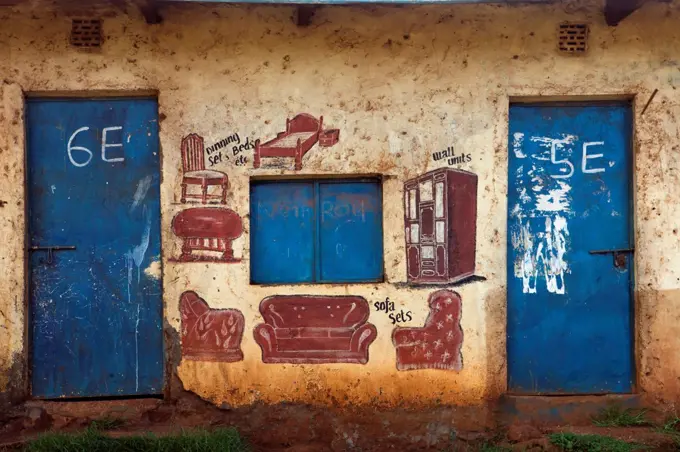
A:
[512,134,574,295]
[514,215,570,295]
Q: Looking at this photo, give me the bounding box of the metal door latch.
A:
[28,246,76,264]
[589,248,634,270]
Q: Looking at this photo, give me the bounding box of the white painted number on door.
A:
[67,126,125,167]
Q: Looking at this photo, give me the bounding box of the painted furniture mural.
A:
[171,207,243,262]
[253,295,377,364]
[180,133,228,204]
[253,113,338,170]
[173,132,244,264]
[180,291,245,362]
[392,290,463,371]
[404,168,478,284]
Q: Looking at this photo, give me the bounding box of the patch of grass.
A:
[655,416,680,449]
[549,432,645,452]
[25,427,249,452]
[657,415,680,434]
[89,416,126,430]
[592,406,649,427]
[478,444,513,452]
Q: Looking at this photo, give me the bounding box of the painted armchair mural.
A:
[253,295,377,364]
[404,168,478,284]
[392,290,463,371]
[253,113,339,170]
[180,291,245,362]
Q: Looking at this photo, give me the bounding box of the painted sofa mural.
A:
[253,295,377,364]
[392,290,463,371]
[180,291,245,362]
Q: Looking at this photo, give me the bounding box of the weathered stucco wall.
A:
[2,0,680,409]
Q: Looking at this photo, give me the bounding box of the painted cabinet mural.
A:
[404,168,478,284]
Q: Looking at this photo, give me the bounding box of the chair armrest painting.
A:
[349,323,378,362]
[253,323,278,354]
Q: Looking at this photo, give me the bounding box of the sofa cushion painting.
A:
[253,295,377,364]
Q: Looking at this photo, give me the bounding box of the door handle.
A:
[588,248,634,270]
[29,246,76,264]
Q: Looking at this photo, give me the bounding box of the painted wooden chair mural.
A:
[180,133,228,204]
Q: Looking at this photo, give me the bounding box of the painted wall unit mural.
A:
[404,168,478,284]
[253,295,377,364]
[171,207,243,262]
[180,133,229,204]
[253,113,338,170]
[180,291,245,362]
[392,290,463,371]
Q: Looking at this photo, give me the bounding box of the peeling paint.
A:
[144,260,162,280]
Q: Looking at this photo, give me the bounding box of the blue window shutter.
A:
[250,182,315,283]
[318,181,383,282]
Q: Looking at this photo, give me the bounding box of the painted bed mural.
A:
[253,113,339,170]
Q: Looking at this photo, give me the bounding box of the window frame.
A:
[249,176,385,285]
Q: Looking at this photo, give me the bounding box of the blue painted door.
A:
[507,104,633,394]
[27,98,164,398]
[250,179,383,284]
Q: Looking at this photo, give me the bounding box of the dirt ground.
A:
[1,394,679,451]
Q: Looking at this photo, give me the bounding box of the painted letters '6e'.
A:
[67,126,124,167]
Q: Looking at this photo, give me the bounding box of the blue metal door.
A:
[507,103,633,394]
[27,98,164,398]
